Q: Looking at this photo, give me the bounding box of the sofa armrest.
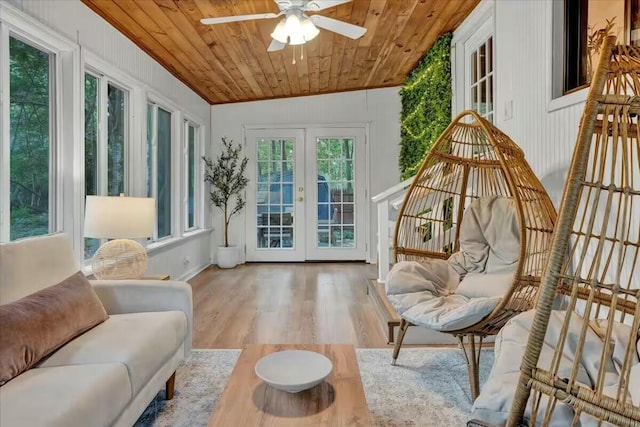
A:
[90,280,193,356]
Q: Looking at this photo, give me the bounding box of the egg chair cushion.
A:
[472,310,639,426]
[386,260,505,332]
[400,293,502,332]
[448,196,520,276]
[632,351,640,406]
[455,272,514,299]
[386,196,521,332]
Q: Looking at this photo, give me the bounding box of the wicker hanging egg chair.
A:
[498,36,640,427]
[391,110,557,399]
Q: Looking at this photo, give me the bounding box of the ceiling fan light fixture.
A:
[289,31,306,46]
[284,14,302,34]
[301,18,320,41]
[271,19,288,43]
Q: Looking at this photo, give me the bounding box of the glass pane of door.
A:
[315,138,355,248]
[256,138,295,249]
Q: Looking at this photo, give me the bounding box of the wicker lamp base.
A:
[91,239,148,280]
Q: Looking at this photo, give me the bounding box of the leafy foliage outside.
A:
[399,33,452,179]
[203,137,249,247]
[9,37,50,240]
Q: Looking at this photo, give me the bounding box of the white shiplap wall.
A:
[8,0,212,280]
[210,87,402,263]
[488,0,587,207]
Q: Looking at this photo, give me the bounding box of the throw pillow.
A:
[0,271,108,385]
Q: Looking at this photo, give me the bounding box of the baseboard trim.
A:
[178,263,211,281]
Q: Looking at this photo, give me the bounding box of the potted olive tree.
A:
[203,137,249,268]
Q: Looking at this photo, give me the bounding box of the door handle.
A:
[297,197,304,202]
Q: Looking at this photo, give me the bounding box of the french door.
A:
[245,127,367,262]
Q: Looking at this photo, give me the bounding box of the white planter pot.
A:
[217,245,238,269]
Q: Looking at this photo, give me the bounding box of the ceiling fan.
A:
[200,0,367,52]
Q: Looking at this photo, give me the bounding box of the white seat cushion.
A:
[401,294,500,332]
[473,310,636,426]
[386,260,500,331]
[39,311,187,396]
[0,363,130,427]
[455,272,514,299]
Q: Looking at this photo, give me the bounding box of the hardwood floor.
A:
[189,263,389,349]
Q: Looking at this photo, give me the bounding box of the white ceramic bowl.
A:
[255,350,333,393]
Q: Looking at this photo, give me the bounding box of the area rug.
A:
[135,347,494,427]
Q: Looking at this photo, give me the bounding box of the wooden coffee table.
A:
[208,344,371,426]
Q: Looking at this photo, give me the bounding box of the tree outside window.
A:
[9,36,52,241]
[83,73,128,259]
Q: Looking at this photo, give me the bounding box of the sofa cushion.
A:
[0,233,79,304]
[0,363,130,427]
[39,311,187,396]
[0,271,108,385]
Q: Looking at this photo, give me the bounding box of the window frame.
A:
[146,93,180,243]
[0,4,76,243]
[84,68,131,196]
[82,67,133,259]
[550,0,629,108]
[81,50,140,262]
[183,118,202,232]
[451,0,495,118]
[1,3,212,267]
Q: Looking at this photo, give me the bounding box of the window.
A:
[184,121,199,231]
[147,103,173,240]
[556,0,626,95]
[7,36,55,240]
[84,73,99,258]
[83,71,129,258]
[470,36,494,122]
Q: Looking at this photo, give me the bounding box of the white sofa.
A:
[0,233,193,427]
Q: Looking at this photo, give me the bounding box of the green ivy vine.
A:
[399,32,452,179]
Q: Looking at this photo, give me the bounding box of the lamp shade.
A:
[301,18,319,41]
[84,196,155,239]
[271,19,288,43]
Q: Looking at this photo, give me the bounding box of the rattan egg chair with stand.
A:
[496,36,640,427]
[390,110,557,400]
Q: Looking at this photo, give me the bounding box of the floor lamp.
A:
[84,195,155,279]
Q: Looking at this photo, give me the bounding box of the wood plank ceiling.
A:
[81,0,480,105]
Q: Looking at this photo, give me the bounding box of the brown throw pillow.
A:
[0,271,108,385]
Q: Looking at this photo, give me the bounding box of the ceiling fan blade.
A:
[267,39,286,52]
[200,13,279,25]
[309,15,366,39]
[305,1,353,12]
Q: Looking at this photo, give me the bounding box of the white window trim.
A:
[464,22,494,120]
[0,3,210,266]
[82,71,134,260]
[81,56,141,261]
[183,118,203,232]
[451,0,496,118]
[545,0,589,112]
[83,49,146,196]
[0,3,76,52]
[0,2,78,243]
[147,93,182,245]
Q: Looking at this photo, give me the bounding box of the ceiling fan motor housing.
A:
[276,1,322,11]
